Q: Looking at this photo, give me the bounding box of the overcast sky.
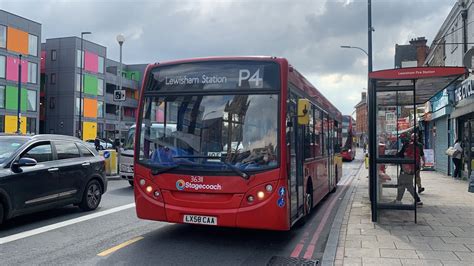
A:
[1,0,455,115]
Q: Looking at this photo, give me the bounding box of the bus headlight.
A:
[139,179,146,186]
[146,186,153,193]
[257,191,265,199]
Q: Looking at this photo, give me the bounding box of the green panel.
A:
[130,71,141,81]
[6,86,27,112]
[84,74,98,96]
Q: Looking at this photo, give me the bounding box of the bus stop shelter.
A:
[367,66,468,223]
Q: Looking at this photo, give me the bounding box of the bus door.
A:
[287,94,305,222]
[328,119,335,188]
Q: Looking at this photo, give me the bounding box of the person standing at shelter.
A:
[453,139,463,178]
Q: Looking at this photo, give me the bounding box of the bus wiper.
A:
[172,155,250,180]
[223,162,250,180]
[151,165,181,175]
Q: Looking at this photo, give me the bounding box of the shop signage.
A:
[455,77,474,104]
[423,149,435,168]
[431,89,449,112]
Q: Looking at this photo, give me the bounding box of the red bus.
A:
[341,115,356,161]
[133,57,342,230]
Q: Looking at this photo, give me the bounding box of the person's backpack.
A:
[401,141,421,174]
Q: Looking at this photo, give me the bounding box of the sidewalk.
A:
[331,167,474,265]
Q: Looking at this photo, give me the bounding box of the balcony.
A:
[105,72,138,90]
[105,113,118,121]
[122,116,135,122]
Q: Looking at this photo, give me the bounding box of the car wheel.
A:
[79,179,103,211]
[0,203,4,226]
[128,180,134,187]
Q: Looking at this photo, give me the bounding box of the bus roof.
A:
[147,56,285,68]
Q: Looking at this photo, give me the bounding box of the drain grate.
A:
[267,256,319,266]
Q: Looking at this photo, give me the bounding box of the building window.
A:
[27,90,37,112]
[76,50,84,68]
[0,25,6,48]
[26,117,36,134]
[28,62,37,84]
[97,123,104,138]
[98,56,104,74]
[75,97,83,115]
[51,50,57,61]
[51,73,56,84]
[28,34,38,57]
[97,100,104,118]
[0,115,4,132]
[76,73,82,91]
[0,85,4,109]
[0,55,5,79]
[98,78,104,96]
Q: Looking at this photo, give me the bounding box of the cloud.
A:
[1,0,456,115]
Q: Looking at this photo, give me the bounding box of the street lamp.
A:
[116,34,125,159]
[340,45,369,57]
[78,31,92,139]
[16,54,22,134]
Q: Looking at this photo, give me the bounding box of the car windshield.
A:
[124,128,135,150]
[0,138,28,164]
[137,94,279,173]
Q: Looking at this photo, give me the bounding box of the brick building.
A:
[354,92,367,147]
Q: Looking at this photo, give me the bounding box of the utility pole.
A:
[17,54,22,134]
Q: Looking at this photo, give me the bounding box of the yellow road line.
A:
[97,236,144,257]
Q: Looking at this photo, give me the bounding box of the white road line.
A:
[0,203,136,245]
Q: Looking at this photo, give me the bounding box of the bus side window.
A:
[314,108,322,157]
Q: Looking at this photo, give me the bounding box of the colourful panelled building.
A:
[0,10,41,134]
[41,36,146,141]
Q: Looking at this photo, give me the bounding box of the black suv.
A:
[0,135,107,226]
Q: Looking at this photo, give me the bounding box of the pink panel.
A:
[41,50,46,73]
[84,51,98,73]
[6,57,28,82]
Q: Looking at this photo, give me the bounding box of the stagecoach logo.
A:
[176,180,186,191]
[175,179,222,191]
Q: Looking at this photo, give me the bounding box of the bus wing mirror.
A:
[297,99,310,125]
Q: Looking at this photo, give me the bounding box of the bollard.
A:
[469,172,474,193]
[365,153,369,169]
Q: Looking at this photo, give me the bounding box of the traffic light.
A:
[114,90,126,101]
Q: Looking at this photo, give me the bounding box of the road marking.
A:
[0,203,135,245]
[303,175,355,259]
[97,236,144,257]
[289,170,355,258]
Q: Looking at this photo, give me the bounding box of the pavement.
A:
[323,162,474,265]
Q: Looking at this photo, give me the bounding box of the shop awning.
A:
[369,67,468,106]
[451,97,474,118]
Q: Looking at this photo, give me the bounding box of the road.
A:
[0,151,364,265]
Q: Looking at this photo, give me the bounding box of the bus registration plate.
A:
[183,215,217,225]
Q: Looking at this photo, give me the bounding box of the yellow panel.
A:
[7,27,29,54]
[82,122,97,141]
[5,115,27,134]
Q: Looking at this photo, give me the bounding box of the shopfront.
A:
[425,87,454,175]
[452,77,474,180]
